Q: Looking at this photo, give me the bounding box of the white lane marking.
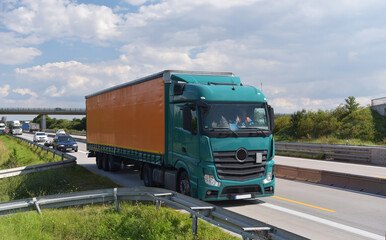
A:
[261,203,384,240]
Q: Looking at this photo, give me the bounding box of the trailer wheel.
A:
[143,164,154,187]
[102,154,110,171]
[178,171,191,196]
[96,153,103,169]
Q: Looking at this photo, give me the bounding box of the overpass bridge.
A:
[0,108,85,115]
[0,108,86,130]
[371,97,386,116]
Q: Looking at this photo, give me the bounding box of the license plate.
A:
[235,194,251,200]
[256,152,263,163]
[66,148,73,151]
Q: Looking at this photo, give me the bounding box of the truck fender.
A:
[174,160,191,178]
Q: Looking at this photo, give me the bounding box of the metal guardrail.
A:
[0,159,76,179]
[0,187,307,240]
[0,135,77,179]
[275,142,386,165]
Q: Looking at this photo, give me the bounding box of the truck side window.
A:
[182,105,197,135]
[191,108,197,135]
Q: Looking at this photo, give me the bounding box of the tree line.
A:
[32,115,86,132]
[273,96,386,144]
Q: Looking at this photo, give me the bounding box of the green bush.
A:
[338,107,375,141]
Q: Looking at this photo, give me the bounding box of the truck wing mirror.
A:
[174,83,186,95]
[196,100,209,109]
[268,105,275,130]
[182,105,192,132]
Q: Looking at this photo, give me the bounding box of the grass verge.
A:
[0,134,61,169]
[0,202,238,240]
[0,166,120,202]
[289,136,384,146]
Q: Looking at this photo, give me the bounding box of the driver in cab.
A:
[236,110,254,128]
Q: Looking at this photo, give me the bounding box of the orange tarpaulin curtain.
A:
[87,78,165,154]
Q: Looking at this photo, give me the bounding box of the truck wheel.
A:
[96,153,103,169]
[143,164,154,187]
[178,171,191,196]
[108,155,119,172]
[102,154,110,171]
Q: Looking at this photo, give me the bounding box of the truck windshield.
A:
[200,103,270,137]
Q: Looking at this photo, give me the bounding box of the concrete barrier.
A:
[276,165,386,196]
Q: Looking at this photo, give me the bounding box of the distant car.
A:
[56,129,66,135]
[52,135,78,152]
[33,132,48,143]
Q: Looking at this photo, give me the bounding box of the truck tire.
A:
[108,155,119,172]
[96,153,103,169]
[178,171,191,196]
[102,154,110,171]
[143,164,154,187]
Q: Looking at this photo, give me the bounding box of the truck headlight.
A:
[73,144,78,147]
[204,174,221,187]
[263,171,273,184]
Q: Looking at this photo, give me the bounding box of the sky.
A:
[1,0,386,121]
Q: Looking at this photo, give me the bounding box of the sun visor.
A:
[171,74,241,85]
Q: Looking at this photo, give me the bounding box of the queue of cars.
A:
[32,129,78,152]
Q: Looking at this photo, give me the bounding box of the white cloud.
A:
[15,60,132,98]
[124,0,153,6]
[0,84,10,97]
[1,0,122,42]
[0,32,42,64]
[12,88,38,98]
[44,85,66,97]
[0,47,41,65]
[271,97,343,113]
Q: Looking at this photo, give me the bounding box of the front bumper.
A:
[197,161,275,201]
[57,146,78,152]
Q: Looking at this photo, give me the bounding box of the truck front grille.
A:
[213,150,267,181]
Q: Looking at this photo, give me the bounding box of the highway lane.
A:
[218,179,386,240]
[19,133,386,239]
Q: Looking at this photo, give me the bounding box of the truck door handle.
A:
[182,147,187,153]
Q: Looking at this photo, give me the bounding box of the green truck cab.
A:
[168,72,275,200]
[86,70,275,201]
